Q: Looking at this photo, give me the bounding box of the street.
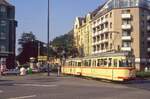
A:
[0,73,150,99]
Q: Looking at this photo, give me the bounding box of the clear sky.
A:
[9,0,105,43]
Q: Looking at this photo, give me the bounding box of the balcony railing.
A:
[122,24,132,30]
[122,36,132,41]
[147,16,150,21]
[122,14,131,19]
[121,47,131,51]
[147,26,150,31]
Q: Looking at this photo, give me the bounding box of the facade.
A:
[0,0,17,69]
[73,0,150,70]
[74,14,92,56]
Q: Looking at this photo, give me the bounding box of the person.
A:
[27,67,32,75]
[57,63,61,77]
[0,64,6,76]
[20,67,26,76]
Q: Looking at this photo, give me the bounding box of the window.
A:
[97,45,100,51]
[110,12,112,17]
[105,22,108,28]
[0,32,6,40]
[110,43,112,49]
[0,20,7,26]
[78,62,81,66]
[108,58,112,66]
[0,45,6,52]
[105,43,108,49]
[97,35,100,41]
[122,20,130,25]
[93,37,96,42]
[93,45,96,52]
[122,10,130,14]
[114,59,118,67]
[122,41,131,47]
[0,6,6,12]
[105,14,108,18]
[110,22,112,28]
[93,28,96,33]
[105,33,108,39]
[122,30,130,36]
[110,33,112,38]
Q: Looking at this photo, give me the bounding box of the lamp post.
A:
[47,0,50,76]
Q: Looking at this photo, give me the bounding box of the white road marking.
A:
[0,90,3,93]
[14,84,57,87]
[8,95,36,99]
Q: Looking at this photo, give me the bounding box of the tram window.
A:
[97,59,100,66]
[78,62,81,66]
[100,59,104,66]
[114,59,117,67]
[108,58,112,66]
[92,60,96,66]
[89,60,91,66]
[104,59,107,66]
[119,60,129,67]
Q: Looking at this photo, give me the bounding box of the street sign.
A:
[38,56,47,61]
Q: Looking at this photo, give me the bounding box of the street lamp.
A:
[47,0,50,76]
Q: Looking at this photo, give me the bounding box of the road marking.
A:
[0,90,3,93]
[14,84,57,87]
[8,95,36,99]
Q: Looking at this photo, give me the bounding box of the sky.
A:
[8,0,106,43]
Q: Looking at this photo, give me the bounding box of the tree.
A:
[17,32,47,64]
[18,32,36,53]
[51,30,79,58]
[17,41,38,64]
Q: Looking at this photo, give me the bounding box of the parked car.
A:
[39,64,51,72]
[2,69,20,76]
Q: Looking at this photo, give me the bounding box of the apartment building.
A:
[74,14,92,56]
[0,0,17,69]
[73,0,150,70]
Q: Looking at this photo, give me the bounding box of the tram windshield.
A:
[119,59,133,67]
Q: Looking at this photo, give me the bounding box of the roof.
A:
[0,0,13,6]
[78,17,86,26]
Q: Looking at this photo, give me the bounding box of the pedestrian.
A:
[57,63,61,77]
[20,67,26,76]
[0,64,6,76]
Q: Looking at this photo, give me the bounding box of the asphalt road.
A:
[0,73,150,99]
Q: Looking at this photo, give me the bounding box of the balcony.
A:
[122,14,131,19]
[101,19,107,23]
[103,28,108,33]
[147,16,150,21]
[147,37,150,41]
[147,26,150,31]
[121,47,131,51]
[122,36,132,41]
[147,48,150,52]
[122,24,132,30]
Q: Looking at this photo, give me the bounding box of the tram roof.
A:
[85,52,129,59]
[67,52,130,61]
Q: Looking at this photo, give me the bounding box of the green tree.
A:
[51,30,79,58]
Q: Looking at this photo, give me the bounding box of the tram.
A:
[62,52,136,81]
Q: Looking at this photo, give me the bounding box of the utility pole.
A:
[47,0,50,76]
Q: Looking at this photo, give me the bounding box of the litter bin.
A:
[28,68,32,75]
